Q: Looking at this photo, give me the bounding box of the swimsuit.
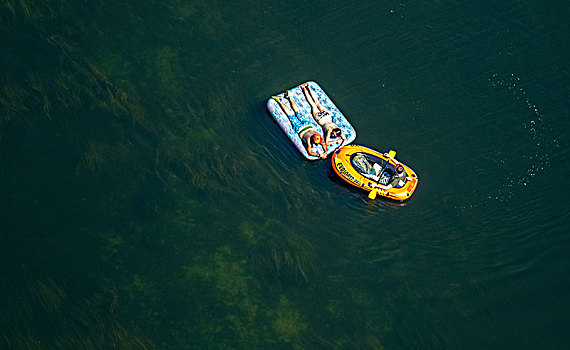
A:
[314,110,333,127]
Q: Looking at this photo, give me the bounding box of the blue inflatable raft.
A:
[266,81,356,160]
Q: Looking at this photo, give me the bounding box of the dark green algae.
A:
[0,1,396,348]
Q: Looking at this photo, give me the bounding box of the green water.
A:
[1,1,569,349]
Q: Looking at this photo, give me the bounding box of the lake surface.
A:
[1,1,569,349]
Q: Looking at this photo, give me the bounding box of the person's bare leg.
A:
[272,95,293,116]
[301,84,320,117]
[304,83,326,112]
[285,90,302,114]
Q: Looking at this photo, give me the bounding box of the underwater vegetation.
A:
[0,1,411,349]
[182,245,308,347]
[241,217,316,285]
[0,278,151,349]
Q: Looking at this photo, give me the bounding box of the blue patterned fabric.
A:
[287,107,313,134]
[266,81,357,160]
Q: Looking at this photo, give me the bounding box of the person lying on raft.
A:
[272,92,327,159]
[301,83,347,148]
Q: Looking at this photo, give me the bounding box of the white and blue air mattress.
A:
[266,81,357,160]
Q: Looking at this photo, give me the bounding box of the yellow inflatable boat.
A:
[331,145,419,200]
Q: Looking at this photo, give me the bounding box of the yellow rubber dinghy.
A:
[331,144,418,200]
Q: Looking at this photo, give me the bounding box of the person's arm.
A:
[339,133,347,147]
[320,141,327,158]
[307,142,319,158]
[325,128,333,145]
